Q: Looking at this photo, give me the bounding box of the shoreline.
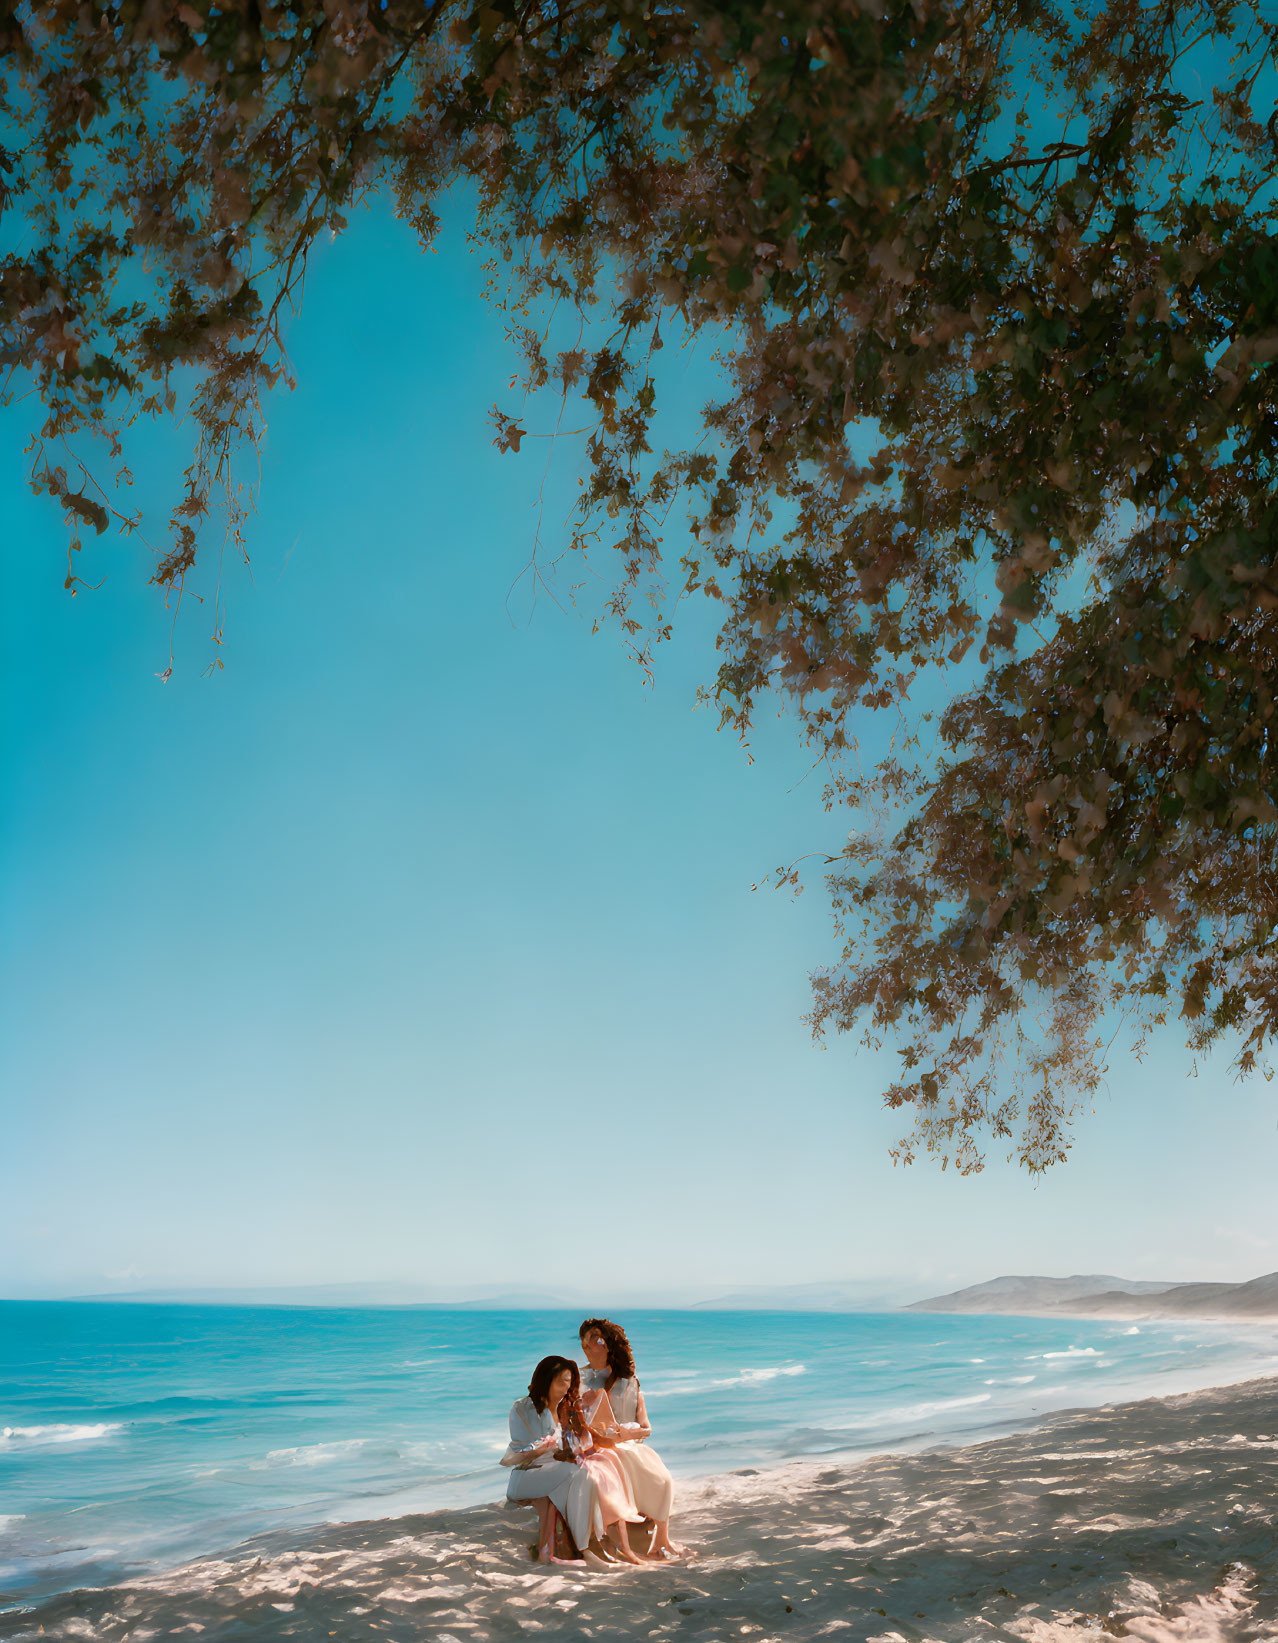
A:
[320,1325,1278,1533]
[4,1370,1278,1641]
[912,1306,1278,1325]
[8,1319,1274,1613]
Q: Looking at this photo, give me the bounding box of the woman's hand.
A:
[500,1430,560,1467]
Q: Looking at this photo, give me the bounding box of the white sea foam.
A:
[841,1391,995,1434]
[648,1364,808,1397]
[731,1365,807,1386]
[1042,1346,1101,1360]
[250,1439,371,1470]
[1125,1326,1141,1335]
[984,1375,1036,1386]
[0,1515,26,1530]
[0,1422,121,1447]
[398,1433,506,1463]
[900,1392,992,1418]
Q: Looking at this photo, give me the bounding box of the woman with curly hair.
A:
[500,1355,645,1565]
[579,1318,684,1559]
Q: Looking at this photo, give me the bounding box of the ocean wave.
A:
[249,1438,371,1470]
[731,1365,807,1386]
[0,1422,121,1447]
[896,1392,992,1419]
[0,1515,26,1531]
[647,1364,807,1398]
[398,1434,510,1463]
[824,1391,996,1435]
[1042,1346,1101,1360]
[776,1425,928,1457]
[984,1375,1036,1386]
[118,1395,240,1412]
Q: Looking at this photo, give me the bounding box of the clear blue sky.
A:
[3,202,1277,1302]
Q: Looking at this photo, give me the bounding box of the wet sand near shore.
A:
[3,1374,1277,1642]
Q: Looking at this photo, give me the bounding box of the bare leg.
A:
[534,1497,555,1556]
[606,1518,647,1566]
[536,1500,580,1565]
[647,1520,686,1558]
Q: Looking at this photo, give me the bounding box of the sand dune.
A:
[4,1375,1278,1642]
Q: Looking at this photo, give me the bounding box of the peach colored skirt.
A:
[579,1448,643,1528]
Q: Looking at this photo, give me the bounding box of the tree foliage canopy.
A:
[6,0,1278,1170]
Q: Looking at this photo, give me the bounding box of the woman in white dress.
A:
[501,1356,598,1562]
[579,1317,684,1559]
[501,1355,645,1565]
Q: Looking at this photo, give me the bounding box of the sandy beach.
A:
[4,1374,1277,1643]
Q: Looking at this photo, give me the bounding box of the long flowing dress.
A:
[581,1369,675,1521]
[561,1420,644,1531]
[501,1397,600,1551]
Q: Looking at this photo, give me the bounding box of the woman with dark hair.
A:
[579,1318,683,1559]
[500,1355,645,1565]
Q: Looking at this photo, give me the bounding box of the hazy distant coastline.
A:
[23,1279,927,1311]
[910,1270,1278,1322]
[12,1271,1278,1319]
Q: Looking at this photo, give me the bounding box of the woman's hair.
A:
[528,1354,580,1415]
[559,1381,588,1438]
[578,1317,636,1391]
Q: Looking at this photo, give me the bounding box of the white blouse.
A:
[581,1368,644,1430]
[505,1397,560,1466]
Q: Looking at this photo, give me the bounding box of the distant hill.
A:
[910,1271,1278,1321]
[1063,1272,1278,1321]
[908,1274,1181,1315]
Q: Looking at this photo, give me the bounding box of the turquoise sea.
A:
[3,1301,1277,1607]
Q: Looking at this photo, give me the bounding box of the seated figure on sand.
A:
[501,1354,647,1565]
[579,1317,685,1559]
